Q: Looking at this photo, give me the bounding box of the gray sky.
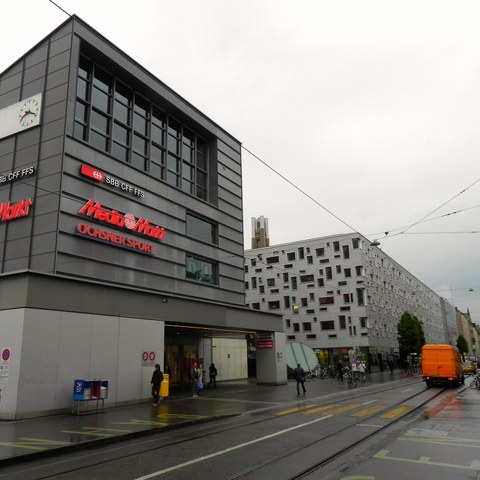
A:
[2,0,479,318]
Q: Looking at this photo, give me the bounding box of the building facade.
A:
[0,16,285,420]
[244,233,447,370]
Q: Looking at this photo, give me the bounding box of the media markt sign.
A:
[0,198,32,222]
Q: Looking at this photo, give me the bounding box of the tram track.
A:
[1,380,445,480]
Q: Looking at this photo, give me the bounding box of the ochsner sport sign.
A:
[78,199,166,241]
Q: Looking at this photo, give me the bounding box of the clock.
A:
[19,98,40,127]
[0,93,42,140]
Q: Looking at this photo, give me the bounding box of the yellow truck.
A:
[421,344,465,387]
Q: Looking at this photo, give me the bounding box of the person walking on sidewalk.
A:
[294,363,306,395]
[208,363,218,388]
[150,363,163,406]
[359,360,367,382]
[337,360,344,382]
[191,361,201,397]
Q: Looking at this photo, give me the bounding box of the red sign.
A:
[80,164,105,182]
[77,223,156,255]
[257,340,274,349]
[0,198,32,222]
[79,200,166,241]
[80,164,144,197]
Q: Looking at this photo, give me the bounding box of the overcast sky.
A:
[2,0,479,318]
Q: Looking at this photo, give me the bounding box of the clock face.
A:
[18,98,40,127]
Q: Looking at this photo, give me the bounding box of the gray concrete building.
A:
[244,233,447,371]
[0,16,285,420]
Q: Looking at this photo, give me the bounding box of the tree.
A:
[456,334,469,358]
[397,311,426,362]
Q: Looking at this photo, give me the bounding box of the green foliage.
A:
[456,334,469,354]
[397,311,426,357]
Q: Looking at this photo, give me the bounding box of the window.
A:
[186,213,217,244]
[267,278,275,287]
[352,238,360,248]
[315,247,324,256]
[355,265,363,276]
[293,324,300,332]
[317,278,324,287]
[307,255,313,264]
[342,245,350,259]
[326,267,332,280]
[286,319,291,328]
[266,256,279,264]
[298,247,304,259]
[291,277,298,290]
[251,277,257,289]
[74,54,209,201]
[333,241,340,252]
[301,297,308,307]
[302,322,312,331]
[287,252,296,261]
[284,296,291,308]
[252,303,260,310]
[268,300,280,309]
[259,285,265,293]
[321,321,335,330]
[336,265,342,274]
[356,288,365,306]
[300,274,314,283]
[319,296,334,305]
[344,268,352,278]
[186,256,217,285]
[360,317,368,328]
[339,316,346,329]
[283,272,289,283]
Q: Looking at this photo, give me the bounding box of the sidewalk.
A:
[0,370,413,466]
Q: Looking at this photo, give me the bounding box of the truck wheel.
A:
[426,380,433,387]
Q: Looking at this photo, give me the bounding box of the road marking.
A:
[133,414,333,479]
[111,419,170,427]
[400,437,480,448]
[362,400,378,405]
[0,437,71,451]
[351,405,387,417]
[276,404,318,415]
[374,449,480,470]
[379,406,411,418]
[402,388,412,392]
[327,404,362,415]
[303,404,339,414]
[61,427,132,437]
[356,423,382,428]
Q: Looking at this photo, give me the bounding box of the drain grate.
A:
[404,428,448,438]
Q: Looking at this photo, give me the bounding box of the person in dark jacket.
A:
[150,363,163,406]
[293,363,306,395]
[208,363,218,388]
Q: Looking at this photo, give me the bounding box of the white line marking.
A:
[402,388,412,392]
[362,400,377,405]
[133,415,333,479]
[356,423,382,428]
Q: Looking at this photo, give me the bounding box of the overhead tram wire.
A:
[241,145,359,235]
[369,176,480,244]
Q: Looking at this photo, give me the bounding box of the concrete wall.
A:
[0,308,164,420]
[256,332,287,385]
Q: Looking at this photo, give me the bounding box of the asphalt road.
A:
[3,376,477,480]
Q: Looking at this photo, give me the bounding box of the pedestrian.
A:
[388,359,394,374]
[150,363,163,406]
[359,360,367,382]
[293,363,306,395]
[191,361,201,397]
[208,363,218,388]
[337,360,344,382]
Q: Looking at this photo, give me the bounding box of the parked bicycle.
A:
[401,366,419,376]
[468,372,480,390]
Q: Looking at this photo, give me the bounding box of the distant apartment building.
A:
[244,233,447,370]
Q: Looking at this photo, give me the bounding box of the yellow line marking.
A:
[326,404,362,415]
[0,437,71,451]
[380,406,411,418]
[400,437,480,448]
[303,404,339,414]
[61,427,132,437]
[276,404,318,415]
[111,419,170,427]
[156,414,208,419]
[374,449,480,470]
[351,405,387,417]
